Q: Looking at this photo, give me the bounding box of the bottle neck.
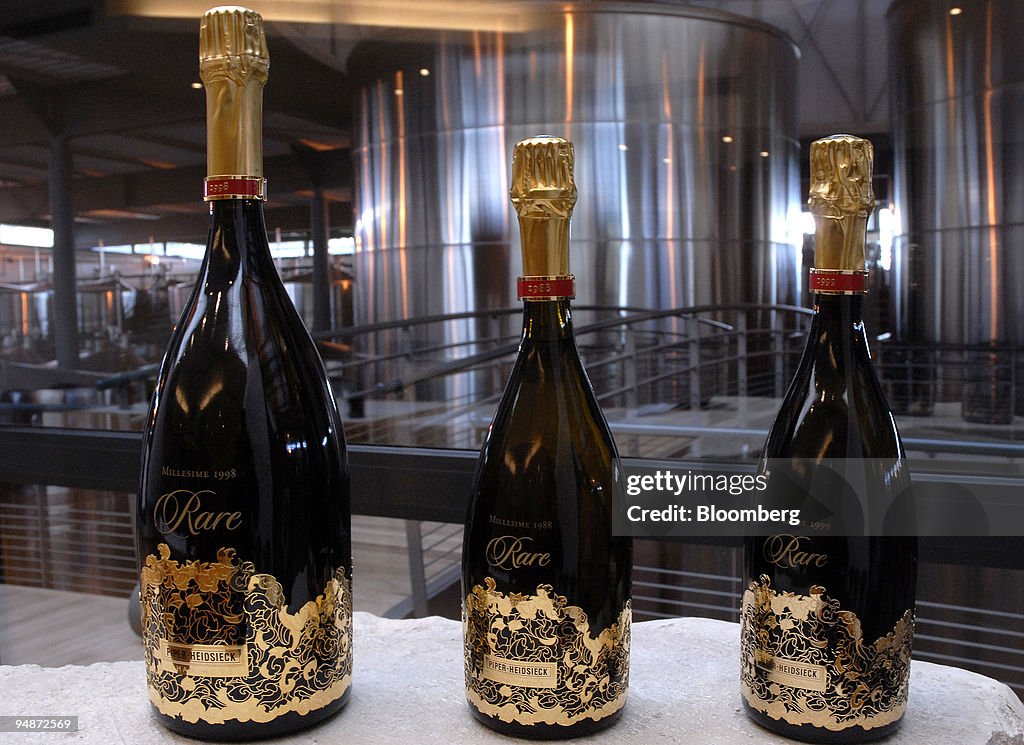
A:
[516,210,576,344]
[807,293,871,387]
[200,58,269,271]
[202,73,266,201]
[521,299,575,344]
[810,209,869,339]
[812,213,867,272]
[202,199,274,280]
[813,293,865,326]
[519,216,570,277]
[202,64,265,180]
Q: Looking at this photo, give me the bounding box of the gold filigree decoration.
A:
[140,543,352,724]
[464,577,630,727]
[740,575,914,732]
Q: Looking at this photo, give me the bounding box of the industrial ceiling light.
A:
[107,0,541,32]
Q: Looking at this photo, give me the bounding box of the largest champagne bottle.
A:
[462,136,632,739]
[136,7,352,739]
[740,135,917,742]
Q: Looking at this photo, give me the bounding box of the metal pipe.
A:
[50,133,79,368]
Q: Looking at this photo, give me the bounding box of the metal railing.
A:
[314,303,810,408]
[1,303,1023,698]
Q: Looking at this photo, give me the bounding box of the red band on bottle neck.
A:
[809,269,868,295]
[204,176,266,201]
[517,275,575,301]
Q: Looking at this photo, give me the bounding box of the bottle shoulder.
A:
[764,336,903,460]
[468,339,618,525]
[146,270,338,441]
[168,266,322,363]
[485,340,615,450]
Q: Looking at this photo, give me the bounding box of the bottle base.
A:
[151,687,350,741]
[467,702,624,740]
[742,698,902,744]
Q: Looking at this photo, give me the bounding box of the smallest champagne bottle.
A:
[462,136,632,739]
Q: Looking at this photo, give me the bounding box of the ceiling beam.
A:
[9,75,204,140]
[0,148,353,223]
[0,158,48,181]
[126,130,206,155]
[73,201,354,248]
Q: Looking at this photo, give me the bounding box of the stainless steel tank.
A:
[889,0,1024,419]
[350,2,800,397]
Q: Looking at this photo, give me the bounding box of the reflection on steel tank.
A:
[351,3,800,401]
[890,0,1024,421]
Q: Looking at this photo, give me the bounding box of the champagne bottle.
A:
[136,7,352,739]
[461,136,632,739]
[740,135,917,742]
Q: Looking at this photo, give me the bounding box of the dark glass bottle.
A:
[461,136,632,740]
[136,8,352,740]
[740,135,917,743]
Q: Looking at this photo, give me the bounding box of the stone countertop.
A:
[1,612,1021,744]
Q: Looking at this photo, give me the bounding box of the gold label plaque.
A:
[482,654,557,689]
[755,652,827,693]
[155,641,248,678]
